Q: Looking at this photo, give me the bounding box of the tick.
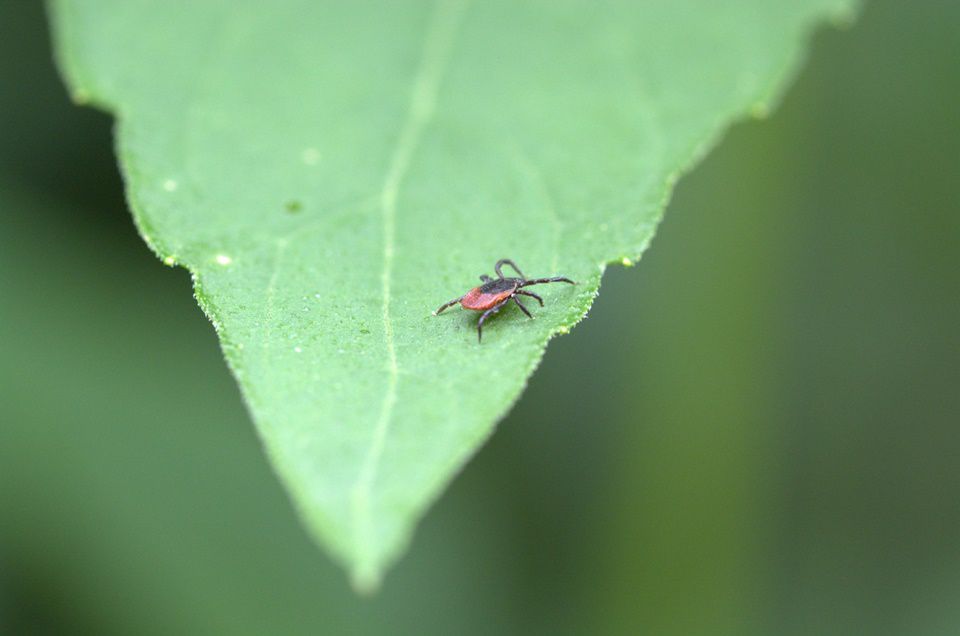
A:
[434,258,576,342]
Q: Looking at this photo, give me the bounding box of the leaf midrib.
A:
[347,0,469,591]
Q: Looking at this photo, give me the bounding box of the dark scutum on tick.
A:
[434,259,576,342]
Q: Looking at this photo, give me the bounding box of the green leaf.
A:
[49,0,856,590]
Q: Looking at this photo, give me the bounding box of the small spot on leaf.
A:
[301,147,321,165]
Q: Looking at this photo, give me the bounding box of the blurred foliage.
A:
[1,1,958,635]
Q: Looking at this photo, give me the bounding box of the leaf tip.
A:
[350,564,383,596]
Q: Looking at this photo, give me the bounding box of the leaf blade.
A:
[50,0,858,588]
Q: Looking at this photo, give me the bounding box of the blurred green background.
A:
[2,1,958,634]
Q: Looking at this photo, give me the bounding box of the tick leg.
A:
[434,295,464,315]
[520,276,576,287]
[513,296,533,319]
[479,274,493,283]
[516,290,544,306]
[477,300,509,343]
[495,259,526,281]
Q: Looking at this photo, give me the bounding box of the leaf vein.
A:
[348,0,468,590]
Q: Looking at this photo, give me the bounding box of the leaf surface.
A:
[50,0,855,589]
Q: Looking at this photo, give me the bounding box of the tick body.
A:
[434,259,576,342]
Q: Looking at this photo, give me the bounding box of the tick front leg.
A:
[477,300,508,343]
[434,296,464,315]
[513,296,533,319]
[495,259,526,280]
[521,276,576,287]
[515,290,544,306]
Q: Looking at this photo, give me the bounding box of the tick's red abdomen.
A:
[460,278,519,311]
[460,288,512,311]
